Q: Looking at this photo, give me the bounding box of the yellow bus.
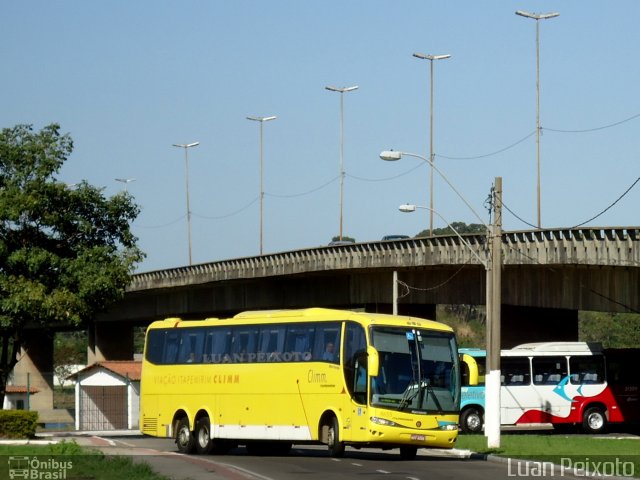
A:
[140,308,460,459]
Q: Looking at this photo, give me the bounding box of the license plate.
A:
[410,434,425,441]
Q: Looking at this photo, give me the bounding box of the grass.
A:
[0,442,169,480]
[456,433,640,476]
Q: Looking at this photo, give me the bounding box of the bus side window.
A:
[313,323,341,363]
[501,357,531,386]
[178,329,205,363]
[532,356,567,385]
[145,330,165,364]
[204,328,232,363]
[231,327,259,362]
[570,355,605,385]
[258,326,286,361]
[285,325,315,360]
[163,331,181,364]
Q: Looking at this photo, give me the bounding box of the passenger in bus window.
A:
[323,342,335,361]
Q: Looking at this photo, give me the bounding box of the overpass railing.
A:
[130,227,640,291]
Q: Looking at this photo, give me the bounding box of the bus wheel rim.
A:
[468,415,480,430]
[588,413,603,430]
[198,426,210,446]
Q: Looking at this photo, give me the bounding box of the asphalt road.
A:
[75,434,563,480]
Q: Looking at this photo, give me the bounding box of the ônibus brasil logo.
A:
[8,456,73,480]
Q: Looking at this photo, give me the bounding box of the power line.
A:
[438,130,536,160]
[265,175,339,198]
[397,262,471,295]
[193,196,259,220]
[501,176,640,229]
[501,200,538,229]
[137,214,186,229]
[544,112,640,134]
[347,162,424,182]
[571,176,640,228]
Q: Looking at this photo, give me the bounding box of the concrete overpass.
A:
[104,226,639,333]
[15,226,640,419]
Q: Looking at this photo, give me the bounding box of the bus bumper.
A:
[368,416,459,449]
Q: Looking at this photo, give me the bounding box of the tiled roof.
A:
[5,385,40,394]
[72,361,142,381]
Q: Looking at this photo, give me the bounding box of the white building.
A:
[2,385,39,410]
[72,361,141,431]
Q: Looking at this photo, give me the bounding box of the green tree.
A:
[0,124,144,406]
[579,311,640,348]
[53,331,87,389]
[330,235,356,243]
[417,222,487,238]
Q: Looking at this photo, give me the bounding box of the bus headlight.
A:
[371,416,401,427]
[438,421,458,431]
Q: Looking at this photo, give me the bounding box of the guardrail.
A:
[130,227,640,291]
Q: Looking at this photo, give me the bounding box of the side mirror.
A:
[367,346,380,377]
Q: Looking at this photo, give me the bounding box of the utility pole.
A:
[485,176,502,448]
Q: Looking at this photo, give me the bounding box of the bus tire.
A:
[582,406,607,434]
[326,416,345,458]
[460,407,484,434]
[176,416,196,454]
[399,446,418,460]
[195,417,213,454]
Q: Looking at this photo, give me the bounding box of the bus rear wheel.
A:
[582,406,607,434]
[175,417,195,454]
[195,417,213,454]
[326,417,345,458]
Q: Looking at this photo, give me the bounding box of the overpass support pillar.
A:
[501,305,578,349]
[13,331,54,413]
[88,322,134,363]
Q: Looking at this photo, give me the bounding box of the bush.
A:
[0,410,38,438]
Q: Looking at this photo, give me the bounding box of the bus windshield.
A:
[370,327,460,413]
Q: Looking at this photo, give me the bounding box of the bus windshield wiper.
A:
[398,380,420,410]
[422,378,443,412]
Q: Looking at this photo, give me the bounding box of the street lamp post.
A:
[247,115,277,255]
[515,10,559,229]
[381,150,503,448]
[172,141,200,265]
[326,85,358,241]
[380,150,484,225]
[115,177,136,192]
[413,53,451,236]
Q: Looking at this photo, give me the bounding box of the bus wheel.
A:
[176,417,196,454]
[399,446,418,460]
[195,417,213,454]
[460,407,483,434]
[326,417,345,458]
[582,406,607,434]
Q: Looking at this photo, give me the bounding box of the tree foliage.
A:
[579,311,640,348]
[331,235,356,243]
[417,222,487,238]
[0,124,144,404]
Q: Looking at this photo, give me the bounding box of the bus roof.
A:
[459,341,603,358]
[146,307,453,332]
[511,342,602,353]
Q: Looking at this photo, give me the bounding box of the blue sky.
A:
[2,1,639,272]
